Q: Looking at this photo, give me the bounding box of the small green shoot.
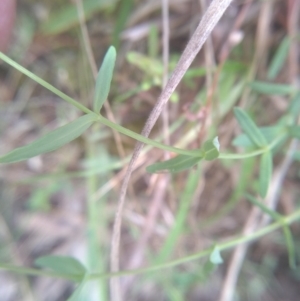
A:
[234,107,267,148]
[209,246,223,265]
[259,150,273,198]
[93,46,117,113]
[202,137,220,160]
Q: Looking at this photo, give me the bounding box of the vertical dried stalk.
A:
[110,1,234,300]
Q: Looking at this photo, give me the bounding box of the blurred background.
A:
[0,0,300,300]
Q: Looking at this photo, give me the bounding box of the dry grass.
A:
[0,1,299,301]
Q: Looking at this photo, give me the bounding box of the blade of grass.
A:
[154,166,202,263]
[267,37,290,80]
[259,150,273,198]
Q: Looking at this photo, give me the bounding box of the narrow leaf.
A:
[259,151,273,198]
[203,137,220,161]
[0,114,96,164]
[67,278,89,301]
[93,46,116,113]
[41,0,115,35]
[245,194,281,219]
[35,255,86,277]
[249,81,295,96]
[288,92,300,119]
[200,260,216,281]
[245,194,296,268]
[267,37,290,80]
[209,246,223,265]
[234,107,267,148]
[233,125,284,148]
[112,0,133,49]
[146,154,203,174]
[288,126,300,139]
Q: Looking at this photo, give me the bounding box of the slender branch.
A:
[110,0,234,299]
[0,52,93,115]
[2,208,300,281]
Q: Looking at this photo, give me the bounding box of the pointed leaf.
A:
[67,278,88,301]
[245,194,296,268]
[267,37,290,80]
[146,154,203,174]
[41,0,116,35]
[233,125,284,148]
[234,107,267,148]
[202,137,220,161]
[288,92,300,119]
[35,255,87,277]
[259,151,273,198]
[209,246,223,265]
[288,126,300,139]
[93,46,116,113]
[249,81,295,95]
[0,113,96,164]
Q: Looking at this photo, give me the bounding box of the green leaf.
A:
[288,92,300,119]
[249,81,295,96]
[0,113,96,164]
[259,151,273,198]
[267,37,290,80]
[199,260,216,281]
[35,255,87,277]
[41,0,116,35]
[233,107,267,148]
[232,125,285,148]
[202,137,220,161]
[146,154,203,174]
[112,0,133,49]
[66,278,90,301]
[245,194,296,268]
[245,194,281,219]
[288,126,300,139]
[209,246,223,265]
[93,46,117,113]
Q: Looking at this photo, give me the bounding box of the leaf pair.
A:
[146,137,220,174]
[0,46,117,164]
[234,107,273,198]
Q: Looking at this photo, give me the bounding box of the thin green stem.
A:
[0,52,93,115]
[0,51,288,160]
[2,208,299,281]
[97,115,203,157]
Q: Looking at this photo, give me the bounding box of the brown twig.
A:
[110,1,234,300]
